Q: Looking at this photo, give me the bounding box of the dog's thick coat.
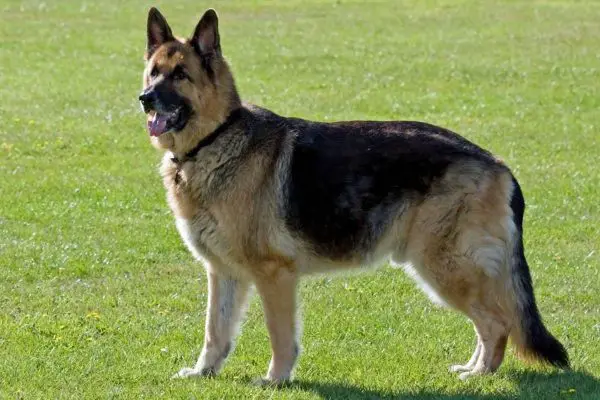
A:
[139,8,569,383]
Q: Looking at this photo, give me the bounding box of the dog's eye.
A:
[171,66,189,81]
[150,66,159,78]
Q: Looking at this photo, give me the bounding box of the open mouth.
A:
[146,107,189,137]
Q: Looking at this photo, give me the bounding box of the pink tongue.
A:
[148,114,168,137]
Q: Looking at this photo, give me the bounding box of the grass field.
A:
[1,0,599,398]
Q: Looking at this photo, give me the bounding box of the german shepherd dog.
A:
[139,8,569,384]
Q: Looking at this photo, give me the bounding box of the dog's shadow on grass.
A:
[290,370,600,399]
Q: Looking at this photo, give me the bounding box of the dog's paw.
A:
[251,377,290,388]
[459,371,476,380]
[172,366,216,379]
[458,369,486,380]
[449,364,472,373]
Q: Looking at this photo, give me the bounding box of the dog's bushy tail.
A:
[508,176,569,369]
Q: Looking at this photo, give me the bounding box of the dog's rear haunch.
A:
[139,7,569,384]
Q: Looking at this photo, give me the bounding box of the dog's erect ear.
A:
[146,7,174,56]
[191,9,220,57]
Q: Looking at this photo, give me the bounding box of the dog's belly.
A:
[293,206,412,275]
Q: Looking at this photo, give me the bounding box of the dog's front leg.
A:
[174,271,251,378]
[254,266,299,385]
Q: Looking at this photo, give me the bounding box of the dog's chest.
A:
[161,155,242,268]
[174,207,249,277]
[161,155,219,219]
[175,213,219,259]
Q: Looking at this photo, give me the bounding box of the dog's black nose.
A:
[139,90,155,113]
[138,90,154,103]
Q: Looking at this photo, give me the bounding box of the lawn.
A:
[1,0,599,398]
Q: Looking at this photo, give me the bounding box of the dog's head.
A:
[140,8,239,153]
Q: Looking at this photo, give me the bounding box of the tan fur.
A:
[399,169,518,378]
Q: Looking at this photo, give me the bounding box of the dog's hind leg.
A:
[400,244,513,379]
[174,270,251,378]
[397,169,517,379]
[456,301,510,380]
[402,256,512,379]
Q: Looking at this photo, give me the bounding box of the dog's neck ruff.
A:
[170,108,243,165]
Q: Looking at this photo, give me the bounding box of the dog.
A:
[138,7,569,384]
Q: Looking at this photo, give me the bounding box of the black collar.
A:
[171,108,243,165]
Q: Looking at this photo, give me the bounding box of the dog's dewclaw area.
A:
[1,1,599,399]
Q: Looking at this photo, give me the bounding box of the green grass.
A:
[1,0,599,398]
